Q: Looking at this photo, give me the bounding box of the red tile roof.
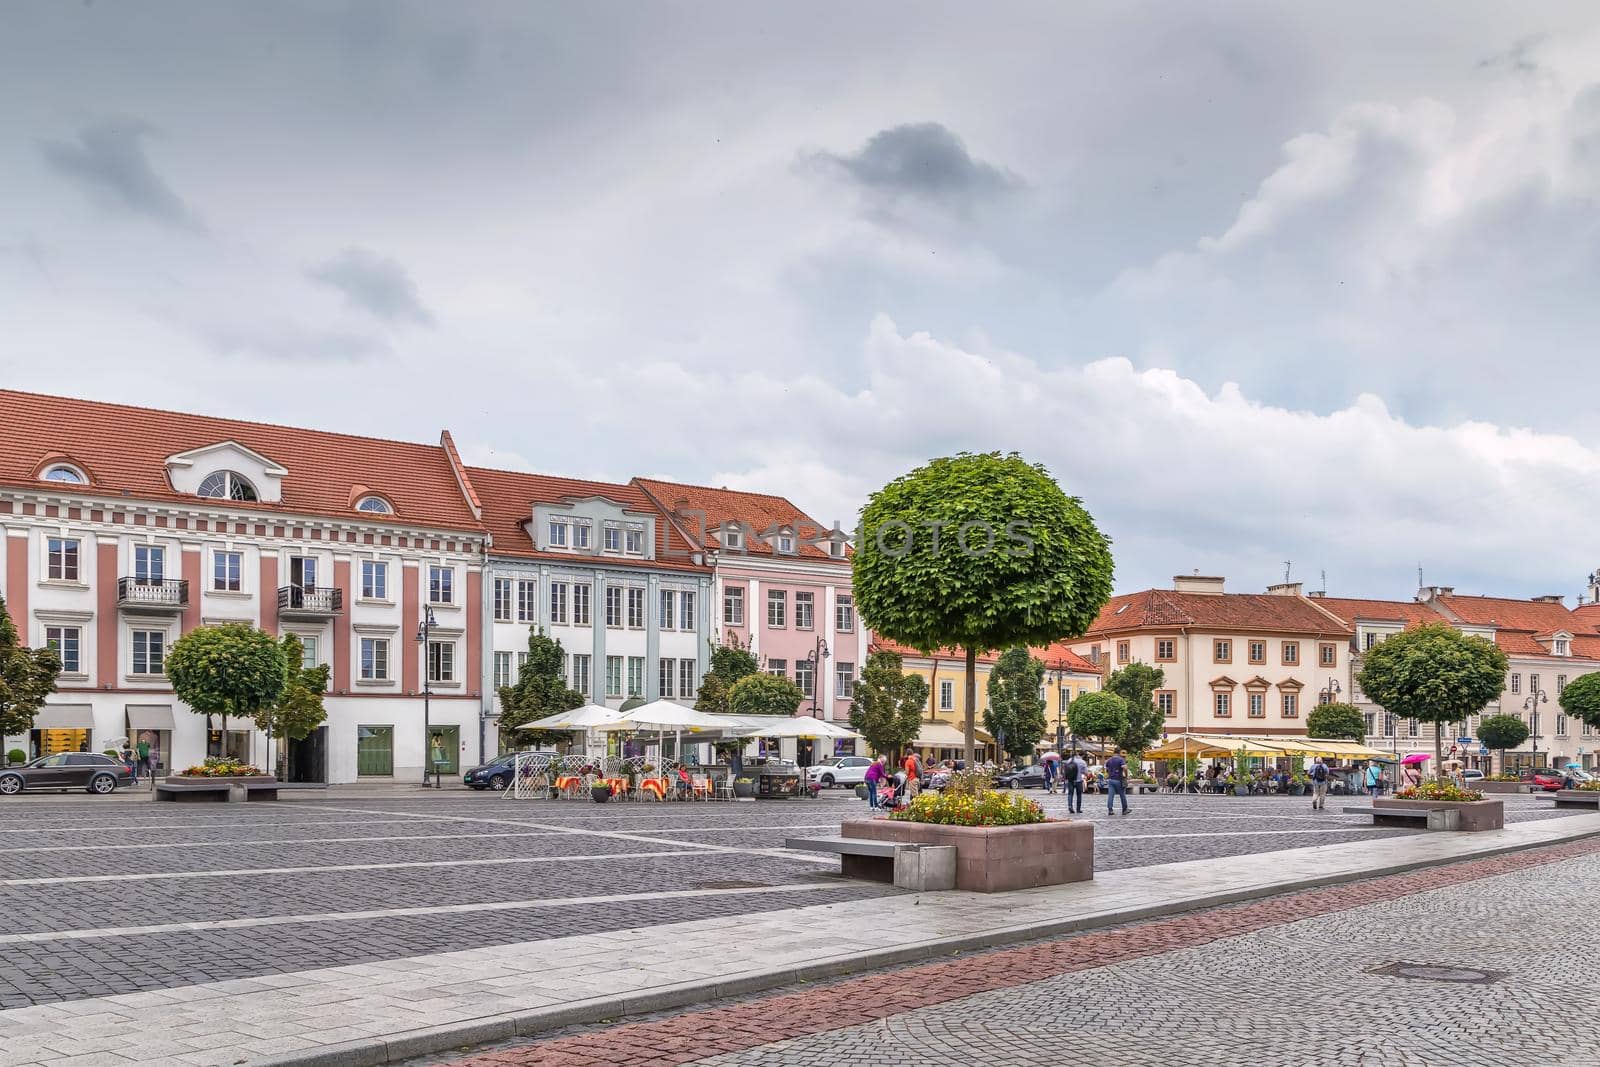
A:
[468,466,707,573]
[1433,594,1600,661]
[1086,589,1352,636]
[0,389,481,531]
[632,478,849,563]
[1571,603,1600,632]
[1305,597,1443,630]
[870,638,1098,674]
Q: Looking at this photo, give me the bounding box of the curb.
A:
[254,815,1600,1067]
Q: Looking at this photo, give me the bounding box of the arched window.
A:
[40,464,87,484]
[196,470,258,501]
[355,495,393,514]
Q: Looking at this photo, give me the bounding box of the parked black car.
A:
[462,751,559,790]
[992,764,1049,790]
[0,753,134,795]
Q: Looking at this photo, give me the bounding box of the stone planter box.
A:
[1383,797,1504,831]
[842,817,1093,893]
[1479,781,1528,795]
[1552,789,1600,809]
[158,775,278,803]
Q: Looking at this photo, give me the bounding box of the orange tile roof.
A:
[1306,597,1443,630]
[1086,589,1352,636]
[870,638,1098,674]
[468,465,707,573]
[1434,594,1600,661]
[0,389,481,531]
[1571,603,1600,632]
[632,477,849,563]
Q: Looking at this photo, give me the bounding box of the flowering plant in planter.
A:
[178,758,264,777]
[1483,773,1521,782]
[889,790,1045,827]
[1395,779,1484,802]
[1577,780,1600,792]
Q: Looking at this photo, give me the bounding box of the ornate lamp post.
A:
[416,605,440,788]
[1525,684,1548,767]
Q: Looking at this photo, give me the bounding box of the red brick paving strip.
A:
[453,837,1600,1067]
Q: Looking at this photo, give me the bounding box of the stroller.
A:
[877,772,909,813]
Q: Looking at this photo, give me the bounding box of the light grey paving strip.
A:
[0,817,457,835]
[1099,828,1388,840]
[0,882,837,945]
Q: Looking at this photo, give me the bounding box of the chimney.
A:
[1266,582,1303,597]
[1174,575,1226,595]
[1531,595,1566,605]
[1307,591,1326,598]
[1417,586,1454,602]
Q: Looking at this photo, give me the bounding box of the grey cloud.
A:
[811,122,1020,213]
[202,320,388,364]
[38,118,204,231]
[306,247,434,326]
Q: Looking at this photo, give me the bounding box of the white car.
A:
[1462,769,1484,784]
[804,756,874,788]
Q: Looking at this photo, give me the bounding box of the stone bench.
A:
[785,836,956,891]
[155,778,279,803]
[1343,805,1459,830]
[1544,790,1600,809]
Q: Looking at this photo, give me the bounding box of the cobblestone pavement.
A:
[442,835,1600,1067]
[0,790,1573,1009]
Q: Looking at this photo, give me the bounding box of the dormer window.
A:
[829,537,846,558]
[355,495,393,515]
[196,470,258,501]
[1555,638,1570,656]
[722,525,744,550]
[549,520,569,548]
[777,532,795,554]
[625,526,644,554]
[40,464,87,485]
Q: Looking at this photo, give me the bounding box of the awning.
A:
[33,705,95,729]
[126,705,177,732]
[910,721,993,748]
[1146,733,1395,760]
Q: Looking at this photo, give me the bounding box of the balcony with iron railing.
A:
[278,585,344,618]
[117,577,189,612]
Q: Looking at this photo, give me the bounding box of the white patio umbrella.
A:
[595,700,734,763]
[521,704,623,731]
[736,715,858,740]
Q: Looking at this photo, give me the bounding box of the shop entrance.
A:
[286,727,327,783]
[33,728,90,758]
[428,726,460,776]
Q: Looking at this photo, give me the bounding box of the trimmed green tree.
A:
[1305,701,1366,741]
[497,627,585,748]
[1356,623,1509,771]
[848,650,930,759]
[1558,672,1600,738]
[854,452,1114,764]
[727,673,804,717]
[1067,690,1129,752]
[695,636,761,714]
[165,624,287,754]
[1105,662,1165,759]
[1476,713,1529,775]
[984,647,1046,761]
[255,635,330,778]
[0,592,61,738]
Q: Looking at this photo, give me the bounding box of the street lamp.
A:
[1525,685,1548,767]
[1049,662,1073,751]
[416,605,440,788]
[1320,678,1341,705]
[803,637,830,714]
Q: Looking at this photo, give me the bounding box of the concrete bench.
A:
[1544,790,1600,809]
[154,779,279,803]
[1342,805,1459,830]
[785,836,956,891]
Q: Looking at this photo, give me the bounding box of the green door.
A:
[356,726,394,776]
[428,726,460,775]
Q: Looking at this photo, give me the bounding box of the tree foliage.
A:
[1558,672,1600,732]
[1105,662,1165,757]
[497,627,585,746]
[1067,690,1129,747]
[696,636,760,714]
[255,635,330,777]
[1305,701,1366,741]
[166,624,287,735]
[1476,713,1529,773]
[1356,624,1508,767]
[0,593,60,736]
[848,650,930,758]
[984,647,1046,760]
[727,672,804,717]
[853,452,1114,763]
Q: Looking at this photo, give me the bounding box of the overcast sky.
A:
[5,1,1600,602]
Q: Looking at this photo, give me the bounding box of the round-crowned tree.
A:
[1305,702,1366,742]
[165,624,287,748]
[0,590,61,737]
[854,453,1113,764]
[1558,672,1600,738]
[1067,690,1129,752]
[727,673,804,717]
[1356,624,1508,771]
[1476,713,1529,775]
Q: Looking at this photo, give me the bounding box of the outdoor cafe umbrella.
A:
[597,700,734,762]
[735,715,858,740]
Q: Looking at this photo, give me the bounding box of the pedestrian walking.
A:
[902,750,921,800]
[136,737,152,779]
[1042,756,1056,794]
[1104,748,1130,815]
[1309,756,1330,810]
[864,755,886,809]
[1364,761,1383,798]
[121,743,138,784]
[1063,750,1087,813]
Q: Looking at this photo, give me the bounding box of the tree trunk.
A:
[1433,720,1444,779]
[963,647,977,767]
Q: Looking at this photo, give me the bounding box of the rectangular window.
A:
[1213,692,1231,717]
[492,577,513,622]
[213,550,243,592]
[1531,673,1540,698]
[131,630,165,675]
[572,653,590,696]
[795,658,815,697]
[1510,673,1521,694]
[1558,674,1568,695]
[659,658,676,698]
[356,726,394,777]
[493,651,513,690]
[574,523,590,550]
[428,565,453,604]
[1156,639,1176,662]
[1117,641,1130,664]
[299,636,319,669]
[47,537,81,581]
[679,659,695,699]
[549,520,568,547]
[1090,646,1102,665]
[1282,693,1299,718]
[1249,641,1267,664]
[1363,632,1378,651]
[1157,691,1176,718]
[766,658,788,678]
[1364,712,1376,736]
[1384,713,1395,737]
[573,583,591,626]
[767,590,787,628]
[627,656,645,697]
[660,589,677,631]
[625,528,644,554]
[939,680,954,711]
[1320,643,1337,667]
[517,580,537,622]
[795,592,814,630]
[627,588,645,629]
[605,586,623,628]
[363,561,389,601]
[1555,638,1570,656]
[603,526,621,553]
[360,637,390,681]
[724,586,745,626]
[606,656,623,698]
[549,582,569,625]
[835,662,856,699]
[722,525,744,551]
[836,594,854,633]
[680,591,696,631]
[1408,718,1419,737]
[1282,642,1299,666]
[428,641,455,683]
[1556,713,1568,737]
[1214,639,1232,663]
[1059,688,1070,713]
[133,544,164,582]
[45,625,81,674]
[1248,692,1265,717]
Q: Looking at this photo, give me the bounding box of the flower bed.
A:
[843,816,1092,892]
[178,759,265,778]
[1579,781,1600,792]
[1396,779,1484,803]
[889,790,1044,827]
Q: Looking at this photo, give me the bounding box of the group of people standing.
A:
[1041,749,1131,815]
